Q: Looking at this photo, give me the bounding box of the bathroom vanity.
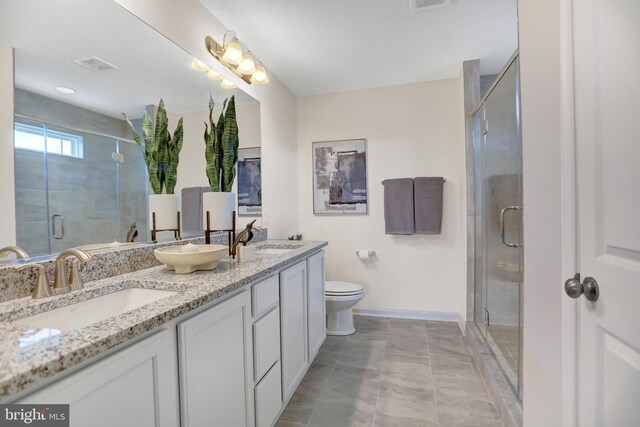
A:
[0,240,327,427]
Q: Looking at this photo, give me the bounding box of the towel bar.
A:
[381,178,446,184]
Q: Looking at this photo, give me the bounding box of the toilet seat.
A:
[325,281,363,297]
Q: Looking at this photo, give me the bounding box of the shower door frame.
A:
[471,52,524,400]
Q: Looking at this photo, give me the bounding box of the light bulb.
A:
[237,52,256,75]
[221,39,243,65]
[191,57,209,71]
[206,69,222,80]
[250,65,269,84]
[221,78,237,89]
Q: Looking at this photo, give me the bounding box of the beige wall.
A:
[518,0,564,424]
[296,77,467,319]
[0,42,16,247]
[113,0,298,238]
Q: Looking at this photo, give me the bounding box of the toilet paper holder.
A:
[355,250,376,258]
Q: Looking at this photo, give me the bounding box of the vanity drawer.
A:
[252,275,279,318]
[255,361,282,427]
[253,307,280,382]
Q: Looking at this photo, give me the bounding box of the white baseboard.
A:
[458,313,466,336]
[353,308,460,323]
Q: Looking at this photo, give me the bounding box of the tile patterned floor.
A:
[276,316,502,427]
[487,325,518,375]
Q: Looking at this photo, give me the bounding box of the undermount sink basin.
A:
[15,288,177,331]
[255,248,293,255]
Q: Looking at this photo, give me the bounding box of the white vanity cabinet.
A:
[279,261,309,402]
[18,329,180,427]
[12,248,327,427]
[307,251,326,360]
[178,290,254,427]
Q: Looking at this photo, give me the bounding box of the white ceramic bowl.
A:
[154,244,229,274]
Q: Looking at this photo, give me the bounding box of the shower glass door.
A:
[473,57,523,398]
[45,124,120,253]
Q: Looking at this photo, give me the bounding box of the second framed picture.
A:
[312,139,367,215]
[237,147,262,216]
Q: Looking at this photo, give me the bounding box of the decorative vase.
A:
[148,194,181,231]
[202,192,236,231]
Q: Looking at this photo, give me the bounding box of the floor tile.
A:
[374,396,439,426]
[308,399,375,427]
[277,316,502,427]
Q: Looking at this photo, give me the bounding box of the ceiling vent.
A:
[411,0,451,11]
[73,56,118,72]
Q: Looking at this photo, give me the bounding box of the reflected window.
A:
[14,122,84,158]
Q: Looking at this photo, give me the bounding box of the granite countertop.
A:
[0,240,327,400]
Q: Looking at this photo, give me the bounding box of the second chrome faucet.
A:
[16,249,93,299]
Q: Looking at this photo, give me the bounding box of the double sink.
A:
[12,243,302,332]
[15,288,177,331]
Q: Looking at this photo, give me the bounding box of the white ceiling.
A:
[0,0,255,120]
[199,0,518,95]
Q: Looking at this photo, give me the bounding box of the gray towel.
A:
[383,178,415,235]
[181,187,203,234]
[414,177,444,234]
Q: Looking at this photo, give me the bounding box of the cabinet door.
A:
[280,261,308,402]
[254,362,282,427]
[307,251,326,361]
[178,291,254,427]
[19,329,179,427]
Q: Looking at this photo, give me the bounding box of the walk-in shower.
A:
[472,54,523,399]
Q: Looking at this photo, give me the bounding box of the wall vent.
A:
[73,56,118,72]
[411,0,451,11]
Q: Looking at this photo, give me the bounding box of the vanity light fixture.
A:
[237,52,257,75]
[191,58,209,72]
[55,86,76,94]
[220,78,237,89]
[221,33,244,66]
[250,64,269,85]
[206,69,223,81]
[201,32,269,86]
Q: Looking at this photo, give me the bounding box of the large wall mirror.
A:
[0,0,262,258]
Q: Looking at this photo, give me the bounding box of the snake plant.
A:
[124,100,184,194]
[204,95,239,192]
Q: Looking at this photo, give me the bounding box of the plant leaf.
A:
[165,117,183,194]
[221,95,239,192]
[204,95,220,191]
[154,99,170,194]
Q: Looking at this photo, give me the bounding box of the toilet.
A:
[325,281,364,336]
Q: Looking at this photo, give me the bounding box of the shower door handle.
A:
[500,206,522,248]
[51,214,65,240]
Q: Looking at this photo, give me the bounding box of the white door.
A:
[569,0,640,425]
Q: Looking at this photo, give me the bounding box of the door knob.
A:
[564,273,599,301]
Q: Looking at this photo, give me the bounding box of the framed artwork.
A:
[237,147,262,216]
[312,139,367,215]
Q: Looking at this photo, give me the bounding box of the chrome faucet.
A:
[231,220,262,258]
[15,248,93,299]
[0,246,30,261]
[53,249,93,293]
